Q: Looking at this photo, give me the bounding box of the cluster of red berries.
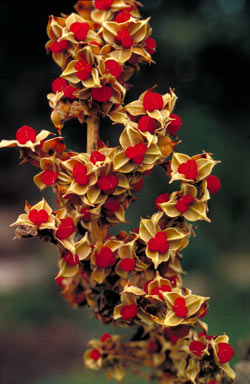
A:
[0,1,235,383]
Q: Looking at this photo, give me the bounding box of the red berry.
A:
[56,217,75,240]
[90,349,101,361]
[155,231,167,243]
[63,85,77,99]
[178,159,198,179]
[120,304,138,320]
[64,251,79,266]
[52,78,68,93]
[145,37,156,55]
[148,237,159,252]
[143,91,163,112]
[120,258,136,271]
[105,59,122,78]
[95,247,115,268]
[55,276,64,288]
[189,341,206,357]
[115,11,131,23]
[131,178,144,193]
[49,39,68,53]
[176,198,188,213]
[91,86,112,102]
[94,0,113,10]
[28,209,49,226]
[41,170,58,186]
[206,175,221,195]
[138,115,158,133]
[167,114,182,135]
[70,22,89,41]
[151,286,163,299]
[121,34,133,48]
[160,284,171,293]
[217,342,234,364]
[182,195,194,205]
[16,125,37,144]
[101,333,111,342]
[90,150,106,164]
[155,193,170,210]
[103,198,120,212]
[75,59,92,81]
[73,163,89,186]
[125,143,146,164]
[158,241,169,253]
[80,206,91,221]
[173,297,188,317]
[171,324,189,338]
[97,174,118,193]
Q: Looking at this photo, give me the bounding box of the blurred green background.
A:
[0,0,250,383]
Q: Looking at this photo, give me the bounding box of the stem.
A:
[86,116,102,243]
[86,116,99,154]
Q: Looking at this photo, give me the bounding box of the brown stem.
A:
[86,116,99,154]
[86,116,102,243]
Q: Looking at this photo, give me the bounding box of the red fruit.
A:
[189,341,206,357]
[41,170,58,186]
[148,237,159,252]
[97,174,118,193]
[155,193,170,210]
[55,276,64,288]
[80,206,91,222]
[63,85,77,99]
[90,349,101,361]
[28,209,49,226]
[176,198,188,213]
[173,297,188,317]
[120,258,136,272]
[148,340,159,352]
[125,143,147,164]
[16,125,36,144]
[178,159,198,179]
[90,150,106,164]
[131,178,144,193]
[105,60,122,78]
[70,22,89,41]
[143,91,163,112]
[158,242,170,253]
[115,11,131,23]
[168,275,178,287]
[73,163,89,186]
[91,86,112,102]
[95,247,115,268]
[52,78,68,93]
[160,284,171,293]
[121,34,133,48]
[101,333,111,342]
[167,114,182,135]
[144,37,156,55]
[206,174,221,195]
[171,324,189,338]
[103,198,120,212]
[120,304,138,320]
[63,251,79,266]
[217,342,234,364]
[182,195,194,205]
[155,231,167,242]
[49,39,68,53]
[138,115,158,133]
[94,0,114,10]
[75,59,92,81]
[56,217,75,240]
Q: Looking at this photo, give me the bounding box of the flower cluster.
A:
[0,1,233,383]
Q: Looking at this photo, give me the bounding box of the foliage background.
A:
[0,1,250,383]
